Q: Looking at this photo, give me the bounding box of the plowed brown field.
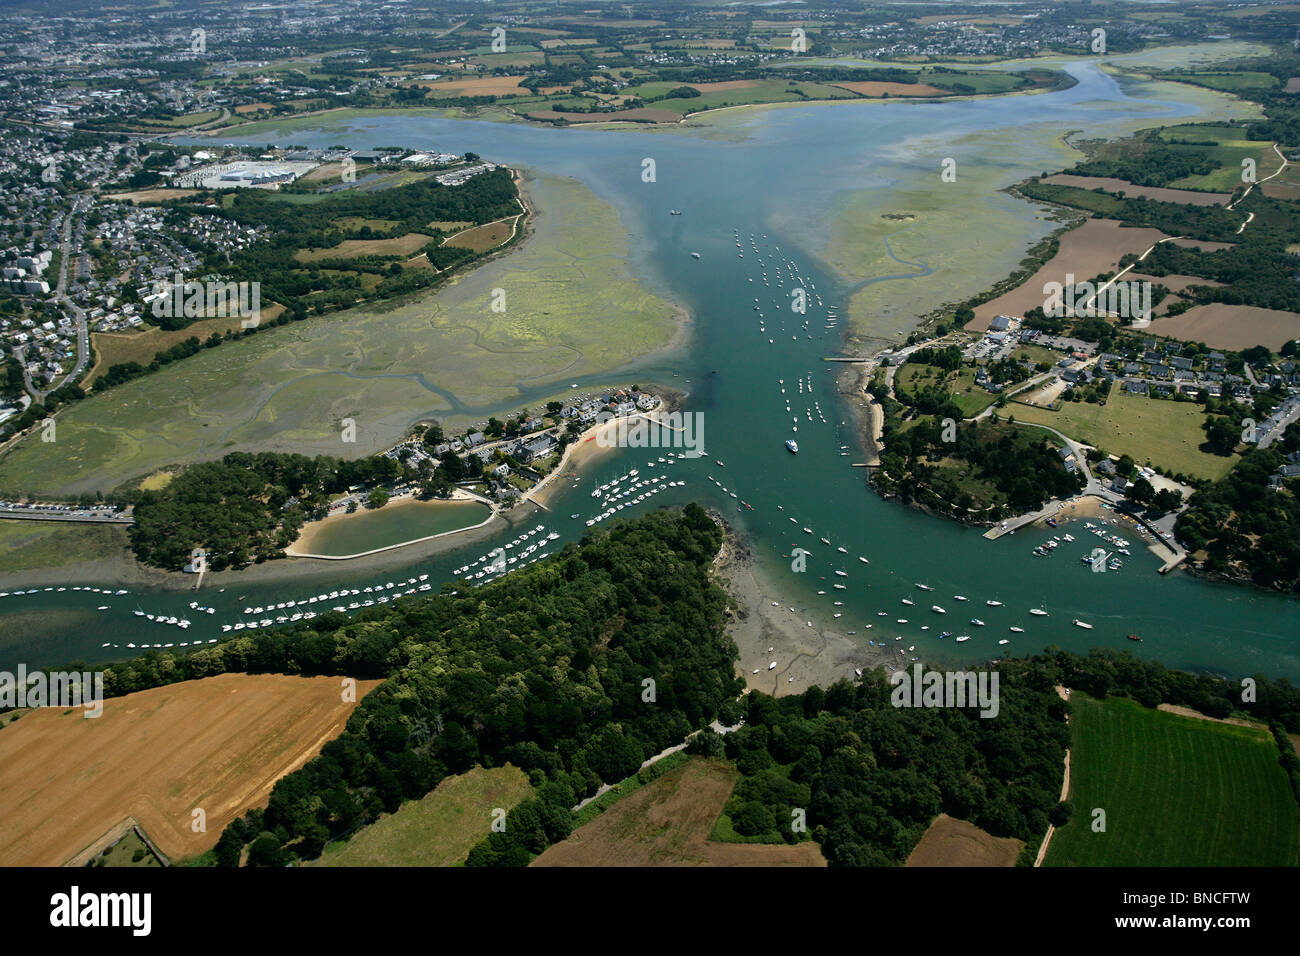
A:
[0,672,379,865]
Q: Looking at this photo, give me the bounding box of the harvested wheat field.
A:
[1148,303,1299,351]
[86,305,287,386]
[532,757,825,867]
[295,233,433,262]
[415,76,531,97]
[443,219,515,252]
[969,219,1172,331]
[905,814,1022,867]
[0,672,380,866]
[105,188,200,203]
[1041,174,1230,206]
[833,80,946,97]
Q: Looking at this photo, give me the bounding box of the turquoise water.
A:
[1,61,1295,677]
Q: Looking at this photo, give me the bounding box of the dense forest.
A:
[1069,134,1221,189]
[201,505,740,866]
[1174,433,1300,593]
[872,362,1084,520]
[129,451,409,570]
[1017,180,1250,243]
[691,666,1067,865]
[1137,234,1300,314]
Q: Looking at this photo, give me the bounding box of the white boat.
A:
[953,595,968,602]
[858,557,869,564]
[915,583,933,591]
[998,639,1010,645]
[955,635,971,643]
[1010,626,1025,633]
[1030,608,1048,616]
[971,618,985,626]
[931,605,946,614]
[1073,619,1094,630]
[986,599,1003,606]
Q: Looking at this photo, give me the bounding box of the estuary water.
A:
[1,60,1295,678]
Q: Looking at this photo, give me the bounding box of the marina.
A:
[0,62,1296,681]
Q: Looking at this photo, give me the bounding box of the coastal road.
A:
[0,507,132,525]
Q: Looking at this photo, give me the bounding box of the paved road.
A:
[0,507,132,524]
[25,192,92,401]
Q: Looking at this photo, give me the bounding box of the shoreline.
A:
[527,391,686,509]
[197,71,1075,141]
[710,512,897,697]
[285,489,498,560]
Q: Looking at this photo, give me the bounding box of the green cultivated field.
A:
[1046,694,1299,867]
[1010,386,1238,481]
[1158,71,1279,94]
[314,765,532,866]
[1156,123,1278,191]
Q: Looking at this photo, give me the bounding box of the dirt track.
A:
[531,757,825,867]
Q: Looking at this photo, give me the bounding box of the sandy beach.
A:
[838,363,884,466]
[710,513,897,697]
[528,390,687,508]
[0,498,552,594]
[286,488,496,558]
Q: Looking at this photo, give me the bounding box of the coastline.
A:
[527,390,686,509]
[285,489,497,560]
[710,512,896,697]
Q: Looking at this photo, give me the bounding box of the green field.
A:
[92,829,163,868]
[895,363,999,417]
[0,521,129,573]
[1156,123,1278,190]
[0,174,682,498]
[1156,71,1279,94]
[1010,385,1238,481]
[1045,694,1299,867]
[314,765,532,866]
